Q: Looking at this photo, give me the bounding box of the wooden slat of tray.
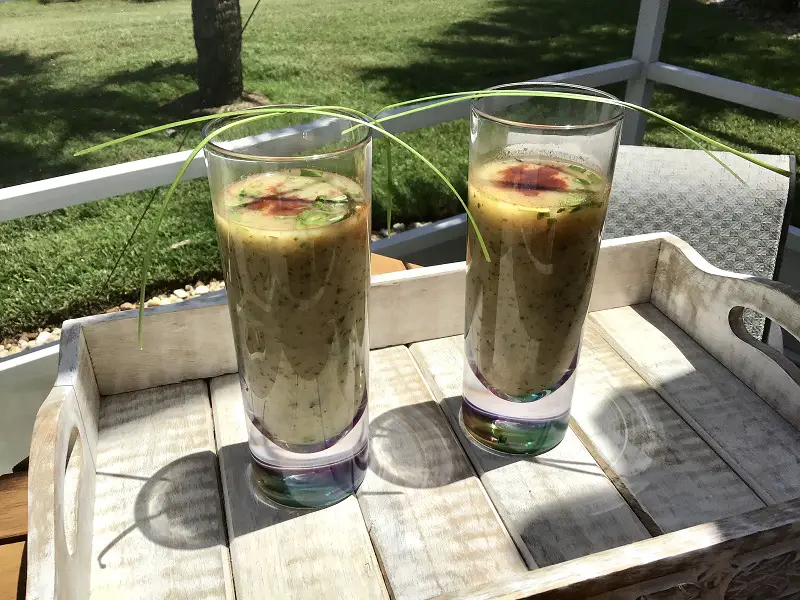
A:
[54,330,101,470]
[590,303,800,505]
[408,337,650,567]
[0,474,27,544]
[83,306,236,398]
[360,346,526,598]
[571,325,764,534]
[89,381,233,600]
[370,263,465,350]
[80,254,407,398]
[209,375,389,600]
[434,498,800,600]
[650,235,800,430]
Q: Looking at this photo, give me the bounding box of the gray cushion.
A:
[608,146,793,278]
[606,146,794,339]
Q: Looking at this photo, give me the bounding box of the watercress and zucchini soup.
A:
[465,156,610,397]
[214,169,369,451]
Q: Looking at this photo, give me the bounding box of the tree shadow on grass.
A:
[0,50,195,188]
[362,0,639,99]
[658,1,800,94]
[0,51,229,338]
[362,0,798,123]
[704,0,800,37]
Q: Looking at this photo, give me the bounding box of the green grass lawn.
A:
[0,0,798,337]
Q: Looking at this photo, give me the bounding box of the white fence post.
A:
[622,0,670,145]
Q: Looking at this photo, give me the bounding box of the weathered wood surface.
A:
[54,329,100,468]
[82,305,238,397]
[25,384,95,600]
[433,498,800,600]
[26,388,67,600]
[89,381,233,600]
[651,234,800,430]
[571,326,764,534]
[209,374,389,600]
[370,262,467,349]
[409,336,650,568]
[585,234,661,313]
[26,233,800,600]
[0,473,28,544]
[360,346,526,598]
[590,303,800,505]
[16,326,100,600]
[77,254,409,397]
[75,235,666,396]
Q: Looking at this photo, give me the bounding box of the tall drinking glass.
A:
[203,108,371,507]
[463,83,623,455]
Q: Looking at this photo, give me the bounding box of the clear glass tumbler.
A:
[463,83,623,455]
[203,108,371,507]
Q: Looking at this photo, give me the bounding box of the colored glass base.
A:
[249,441,368,509]
[247,406,369,508]
[460,399,569,455]
[461,361,574,456]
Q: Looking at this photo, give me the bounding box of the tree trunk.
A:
[191,0,243,106]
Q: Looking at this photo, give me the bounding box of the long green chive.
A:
[76,91,793,346]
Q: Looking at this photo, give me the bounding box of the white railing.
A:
[0,0,796,274]
[620,0,800,144]
[0,59,644,222]
[1,1,796,219]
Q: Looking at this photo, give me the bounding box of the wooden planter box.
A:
[25,233,800,600]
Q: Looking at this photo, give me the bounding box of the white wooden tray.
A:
[26,233,800,600]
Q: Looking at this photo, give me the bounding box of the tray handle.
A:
[27,368,96,599]
[651,234,800,430]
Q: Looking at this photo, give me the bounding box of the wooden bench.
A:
[0,471,27,600]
